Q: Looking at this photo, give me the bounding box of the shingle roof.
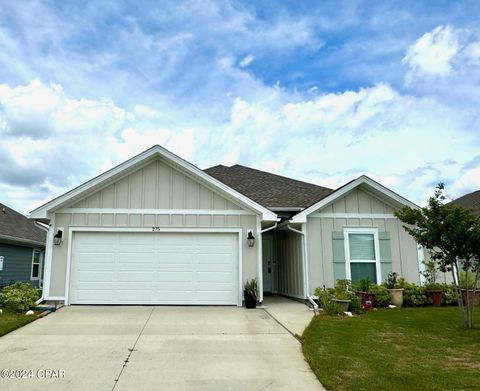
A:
[449,190,480,216]
[0,203,46,246]
[204,164,333,209]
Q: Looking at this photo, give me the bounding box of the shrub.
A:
[369,284,390,307]
[315,288,344,315]
[402,282,428,307]
[0,282,40,312]
[348,295,364,314]
[440,283,459,306]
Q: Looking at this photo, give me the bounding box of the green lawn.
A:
[302,307,480,391]
[0,312,39,337]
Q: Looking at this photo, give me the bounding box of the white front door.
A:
[70,231,239,305]
[262,235,273,293]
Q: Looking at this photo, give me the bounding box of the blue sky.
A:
[0,0,479,213]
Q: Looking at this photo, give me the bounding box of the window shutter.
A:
[379,231,392,281]
[332,231,346,281]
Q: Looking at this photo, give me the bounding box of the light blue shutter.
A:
[379,231,392,281]
[332,232,346,281]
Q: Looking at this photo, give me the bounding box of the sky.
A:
[1,0,479,214]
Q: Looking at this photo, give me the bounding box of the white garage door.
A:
[69,232,239,305]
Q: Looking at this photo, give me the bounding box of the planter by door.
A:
[389,288,404,307]
[244,291,257,309]
[426,290,442,307]
[332,299,351,312]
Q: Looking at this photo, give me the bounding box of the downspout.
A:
[287,223,318,313]
[33,219,52,305]
[261,222,278,234]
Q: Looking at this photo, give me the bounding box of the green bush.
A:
[348,295,364,314]
[401,282,428,307]
[315,288,344,315]
[440,283,459,306]
[369,284,390,307]
[0,282,40,312]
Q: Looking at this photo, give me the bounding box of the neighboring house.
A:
[449,190,480,216]
[0,203,46,289]
[30,145,426,306]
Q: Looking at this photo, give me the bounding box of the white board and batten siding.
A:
[306,188,424,293]
[47,158,259,306]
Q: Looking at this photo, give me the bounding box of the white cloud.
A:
[239,54,254,68]
[403,25,460,77]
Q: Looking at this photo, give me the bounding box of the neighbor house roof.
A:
[449,190,480,216]
[204,164,334,209]
[0,203,46,247]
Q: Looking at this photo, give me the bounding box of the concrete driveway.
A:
[0,303,323,390]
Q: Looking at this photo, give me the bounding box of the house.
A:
[30,145,425,306]
[449,190,480,216]
[0,203,46,289]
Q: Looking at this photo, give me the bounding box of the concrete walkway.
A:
[0,301,324,391]
[262,295,315,337]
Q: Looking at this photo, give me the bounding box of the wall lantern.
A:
[247,230,255,247]
[53,229,63,245]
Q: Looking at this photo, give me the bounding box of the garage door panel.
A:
[70,232,238,305]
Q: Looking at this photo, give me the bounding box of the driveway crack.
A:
[112,307,155,390]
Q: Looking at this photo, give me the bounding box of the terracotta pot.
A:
[332,299,351,312]
[358,291,376,304]
[461,289,480,306]
[426,290,442,307]
[244,290,257,309]
[389,288,404,307]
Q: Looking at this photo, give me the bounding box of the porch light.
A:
[247,231,255,247]
[53,229,63,245]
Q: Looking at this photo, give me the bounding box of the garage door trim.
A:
[65,227,243,306]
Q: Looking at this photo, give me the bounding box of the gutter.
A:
[286,222,318,314]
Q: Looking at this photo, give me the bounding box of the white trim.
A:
[42,214,54,300]
[287,224,308,299]
[311,213,397,219]
[291,175,418,223]
[343,227,381,284]
[64,226,243,306]
[256,215,263,303]
[30,248,41,281]
[30,145,277,221]
[57,208,255,216]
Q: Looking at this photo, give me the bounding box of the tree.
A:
[395,183,480,328]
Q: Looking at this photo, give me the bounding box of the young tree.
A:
[395,183,480,328]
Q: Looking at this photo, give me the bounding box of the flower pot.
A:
[388,288,404,307]
[426,290,442,307]
[461,289,480,306]
[358,291,376,304]
[244,290,257,309]
[332,299,351,312]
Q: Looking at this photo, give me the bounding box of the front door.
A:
[262,235,273,293]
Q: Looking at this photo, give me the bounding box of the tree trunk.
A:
[452,263,468,328]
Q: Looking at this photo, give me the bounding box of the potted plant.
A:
[422,260,442,307]
[244,278,258,309]
[459,269,480,307]
[354,277,376,309]
[384,272,404,306]
[331,279,353,311]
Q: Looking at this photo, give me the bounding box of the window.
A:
[31,249,41,280]
[344,228,381,284]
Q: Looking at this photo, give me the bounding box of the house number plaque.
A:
[151,227,161,232]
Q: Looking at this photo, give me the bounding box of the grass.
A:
[302,307,480,391]
[0,311,39,337]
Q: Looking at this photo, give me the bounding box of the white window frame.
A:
[344,227,381,284]
[31,248,42,280]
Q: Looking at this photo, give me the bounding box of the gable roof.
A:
[204,164,333,210]
[29,145,277,221]
[290,175,419,223]
[0,203,46,247]
[449,190,480,216]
